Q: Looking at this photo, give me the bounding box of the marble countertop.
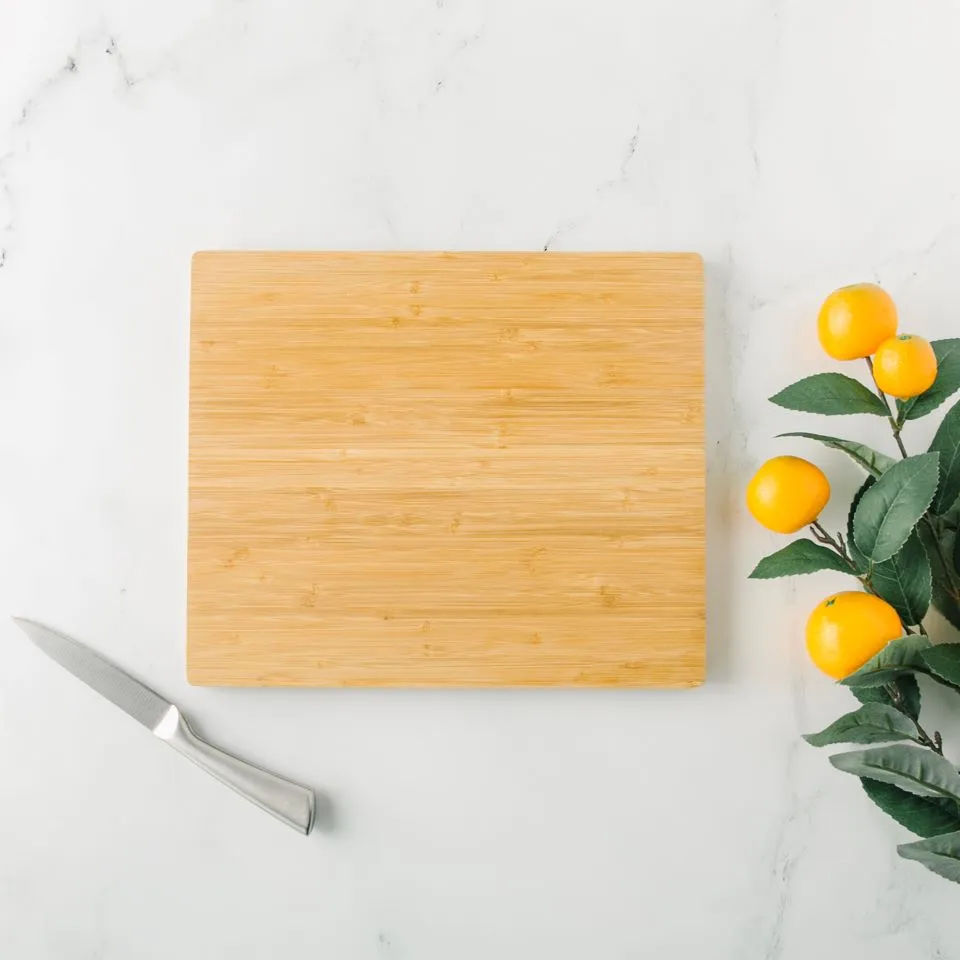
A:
[3,1,960,956]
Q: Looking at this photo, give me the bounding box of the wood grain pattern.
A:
[188,252,704,686]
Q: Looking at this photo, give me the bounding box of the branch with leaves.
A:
[748,283,960,885]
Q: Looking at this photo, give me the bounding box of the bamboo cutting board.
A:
[189,252,704,686]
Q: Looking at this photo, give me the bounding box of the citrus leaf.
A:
[899,339,960,421]
[847,477,875,573]
[853,453,940,562]
[778,432,896,478]
[853,675,921,721]
[804,703,917,747]
[841,635,931,687]
[862,779,960,837]
[929,399,960,515]
[749,539,850,579]
[933,588,960,631]
[899,831,960,884]
[830,744,960,800]
[920,644,960,686]
[919,523,960,631]
[870,533,932,626]
[770,373,889,417]
[944,498,960,531]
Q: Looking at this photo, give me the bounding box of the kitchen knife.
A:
[12,618,316,834]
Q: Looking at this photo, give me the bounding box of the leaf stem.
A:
[810,520,856,569]
[810,521,879,597]
[916,726,944,755]
[885,681,944,755]
[810,521,858,572]
[865,357,909,459]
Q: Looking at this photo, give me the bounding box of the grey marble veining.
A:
[3,1,960,956]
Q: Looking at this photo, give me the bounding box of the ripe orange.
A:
[873,334,938,399]
[746,456,830,534]
[806,592,903,679]
[817,284,898,360]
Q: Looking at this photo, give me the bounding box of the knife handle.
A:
[165,710,316,834]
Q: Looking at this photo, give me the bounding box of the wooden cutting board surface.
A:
[188,252,704,686]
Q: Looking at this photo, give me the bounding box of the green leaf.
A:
[933,577,960,631]
[862,780,960,837]
[778,432,896,478]
[852,674,921,720]
[853,453,941,562]
[920,644,960,686]
[804,703,917,746]
[929,399,960,515]
[933,583,960,631]
[847,477,875,572]
[749,539,850,579]
[918,523,960,631]
[870,533,932,625]
[850,478,937,627]
[899,831,960,884]
[770,373,889,417]
[830,744,960,800]
[841,635,931,687]
[944,498,960,529]
[899,339,960,421]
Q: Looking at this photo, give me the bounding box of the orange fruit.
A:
[806,592,903,679]
[873,334,938,399]
[746,456,830,534]
[817,283,898,360]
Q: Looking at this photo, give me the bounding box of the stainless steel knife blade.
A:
[13,618,173,732]
[12,617,316,834]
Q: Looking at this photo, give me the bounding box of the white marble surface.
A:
[3,1,960,956]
